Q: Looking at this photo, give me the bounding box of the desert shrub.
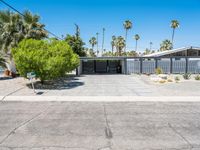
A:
[12,39,79,83]
[167,79,173,82]
[182,73,191,80]
[159,80,166,84]
[155,67,163,75]
[174,76,180,82]
[195,74,200,80]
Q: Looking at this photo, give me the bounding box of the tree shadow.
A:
[26,75,84,90]
[0,76,13,80]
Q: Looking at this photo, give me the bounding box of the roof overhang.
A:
[144,46,200,57]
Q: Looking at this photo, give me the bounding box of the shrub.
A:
[174,76,180,82]
[159,80,166,84]
[12,39,79,83]
[195,74,200,80]
[155,67,163,75]
[167,79,173,82]
[182,73,191,80]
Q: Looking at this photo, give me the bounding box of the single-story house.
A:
[77,47,200,75]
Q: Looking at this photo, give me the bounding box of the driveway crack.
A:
[168,123,193,150]
[0,104,53,145]
[103,104,113,139]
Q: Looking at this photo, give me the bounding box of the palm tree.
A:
[171,20,179,48]
[134,34,140,51]
[160,39,173,51]
[96,32,99,56]
[89,37,97,53]
[123,20,132,52]
[0,54,6,68]
[102,28,105,54]
[111,35,116,54]
[22,10,47,39]
[150,42,153,50]
[115,36,125,56]
[143,48,153,55]
[0,10,47,74]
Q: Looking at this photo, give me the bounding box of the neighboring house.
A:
[144,46,200,57]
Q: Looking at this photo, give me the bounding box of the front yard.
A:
[1,74,200,96]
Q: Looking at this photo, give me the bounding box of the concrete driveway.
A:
[42,75,159,96]
[0,101,200,150]
[1,74,200,96]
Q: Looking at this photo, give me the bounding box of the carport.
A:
[78,57,127,75]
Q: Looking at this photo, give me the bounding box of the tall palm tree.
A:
[0,54,6,68]
[102,28,105,54]
[160,39,173,51]
[123,20,132,52]
[89,37,97,52]
[22,10,47,39]
[150,42,153,50]
[111,35,116,54]
[134,34,140,51]
[171,20,179,48]
[0,10,47,73]
[96,32,99,56]
[115,36,125,56]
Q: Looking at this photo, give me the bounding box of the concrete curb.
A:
[0,96,4,101]
[1,96,200,102]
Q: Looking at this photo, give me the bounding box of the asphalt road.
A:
[1,101,200,150]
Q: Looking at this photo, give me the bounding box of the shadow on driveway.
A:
[26,75,84,90]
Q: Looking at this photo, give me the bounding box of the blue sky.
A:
[0,0,200,52]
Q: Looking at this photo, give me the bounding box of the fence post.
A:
[170,58,173,74]
[140,58,143,74]
[155,58,158,69]
[124,58,127,74]
[185,57,188,73]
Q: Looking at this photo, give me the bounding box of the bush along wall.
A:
[12,39,79,83]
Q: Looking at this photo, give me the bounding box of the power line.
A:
[0,0,63,40]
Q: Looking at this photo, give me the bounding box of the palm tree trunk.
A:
[102,29,105,54]
[124,29,128,53]
[111,46,114,55]
[172,28,175,48]
[135,40,138,51]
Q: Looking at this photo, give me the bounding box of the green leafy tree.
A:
[123,20,132,52]
[65,35,86,56]
[160,39,173,51]
[171,20,179,48]
[65,24,86,56]
[134,34,140,51]
[12,39,79,83]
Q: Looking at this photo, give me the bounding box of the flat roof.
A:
[80,56,127,60]
[144,46,200,57]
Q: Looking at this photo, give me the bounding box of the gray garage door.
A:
[82,60,121,74]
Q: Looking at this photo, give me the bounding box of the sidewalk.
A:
[1,96,200,102]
